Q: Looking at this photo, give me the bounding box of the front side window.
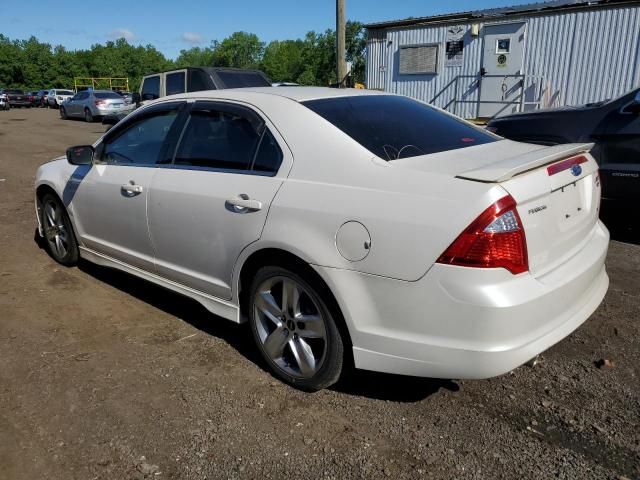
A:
[141,76,160,99]
[166,72,186,96]
[303,95,497,160]
[101,109,179,166]
[173,108,262,171]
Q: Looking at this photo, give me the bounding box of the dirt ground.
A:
[0,107,638,480]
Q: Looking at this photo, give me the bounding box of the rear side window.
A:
[174,109,262,171]
[141,76,160,99]
[252,130,283,173]
[303,95,497,160]
[166,71,186,95]
[188,70,211,92]
[215,70,270,88]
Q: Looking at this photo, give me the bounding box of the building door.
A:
[479,22,526,118]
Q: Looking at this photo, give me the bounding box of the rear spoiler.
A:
[457,143,594,183]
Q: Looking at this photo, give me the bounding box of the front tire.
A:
[84,108,93,123]
[40,193,79,266]
[60,106,67,120]
[249,266,344,391]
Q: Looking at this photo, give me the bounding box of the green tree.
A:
[261,39,305,82]
[175,44,216,68]
[211,32,264,69]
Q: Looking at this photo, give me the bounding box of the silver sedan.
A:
[60,90,134,122]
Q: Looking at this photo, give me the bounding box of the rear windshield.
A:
[303,95,497,160]
[5,89,23,94]
[94,92,122,99]
[215,70,271,89]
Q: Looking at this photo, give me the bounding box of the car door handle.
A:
[121,183,143,195]
[226,195,262,212]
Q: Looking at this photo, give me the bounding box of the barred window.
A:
[399,44,439,74]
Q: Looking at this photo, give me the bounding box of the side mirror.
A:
[66,145,94,165]
[132,92,141,106]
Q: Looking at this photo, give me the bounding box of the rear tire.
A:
[248,265,344,391]
[84,108,93,123]
[40,193,79,266]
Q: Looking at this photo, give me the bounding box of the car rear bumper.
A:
[9,99,31,106]
[314,220,609,379]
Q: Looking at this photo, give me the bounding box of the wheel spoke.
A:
[54,235,66,257]
[297,315,325,339]
[255,291,282,324]
[45,204,56,226]
[289,338,315,377]
[263,325,289,359]
[282,279,299,316]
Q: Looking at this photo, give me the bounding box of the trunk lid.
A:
[393,141,601,277]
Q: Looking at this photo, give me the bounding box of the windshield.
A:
[303,95,497,160]
[57,90,74,95]
[5,89,24,94]
[94,92,122,99]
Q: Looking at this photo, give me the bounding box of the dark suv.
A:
[136,67,272,104]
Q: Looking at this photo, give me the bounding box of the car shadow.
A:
[601,212,640,245]
[32,242,457,402]
[331,371,459,402]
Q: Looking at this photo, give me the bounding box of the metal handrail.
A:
[443,74,547,118]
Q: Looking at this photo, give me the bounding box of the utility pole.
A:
[336,0,347,88]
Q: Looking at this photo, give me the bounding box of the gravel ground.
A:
[0,108,638,480]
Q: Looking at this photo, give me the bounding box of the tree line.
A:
[0,22,366,91]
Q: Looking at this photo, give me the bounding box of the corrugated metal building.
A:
[365,0,640,118]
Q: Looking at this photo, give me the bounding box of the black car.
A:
[0,89,32,108]
[487,88,640,228]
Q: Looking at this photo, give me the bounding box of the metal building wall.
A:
[366,4,640,118]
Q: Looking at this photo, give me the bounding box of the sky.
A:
[3,0,533,59]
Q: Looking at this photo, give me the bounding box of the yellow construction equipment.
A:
[73,77,130,92]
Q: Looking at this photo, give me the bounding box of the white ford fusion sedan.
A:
[35,87,609,391]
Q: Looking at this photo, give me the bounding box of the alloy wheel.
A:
[253,276,328,379]
[43,200,69,259]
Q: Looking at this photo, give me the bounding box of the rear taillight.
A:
[546,155,587,176]
[437,195,528,274]
[95,100,106,106]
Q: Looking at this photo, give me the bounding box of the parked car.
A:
[115,91,133,105]
[0,92,9,110]
[487,88,640,224]
[33,89,49,107]
[47,89,75,108]
[35,88,609,391]
[136,67,271,105]
[60,90,134,122]
[0,89,31,108]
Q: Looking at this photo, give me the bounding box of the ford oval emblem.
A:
[570,164,582,177]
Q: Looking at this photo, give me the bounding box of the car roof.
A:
[177,86,389,103]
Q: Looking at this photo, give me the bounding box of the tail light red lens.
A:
[546,154,587,176]
[437,195,528,274]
